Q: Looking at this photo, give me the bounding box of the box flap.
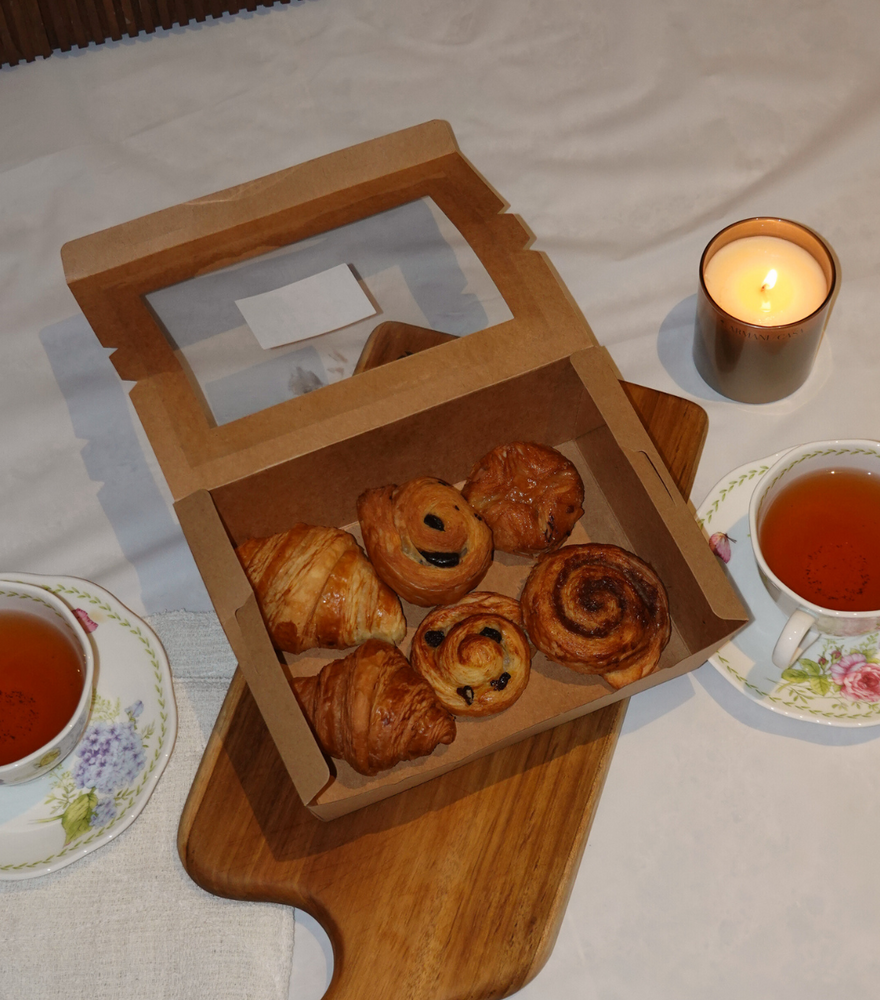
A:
[62,121,464,286]
[60,121,598,500]
[569,347,749,629]
[174,488,331,804]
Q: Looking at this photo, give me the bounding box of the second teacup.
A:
[749,439,880,668]
[0,580,95,784]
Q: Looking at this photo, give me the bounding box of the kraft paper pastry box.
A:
[61,121,747,820]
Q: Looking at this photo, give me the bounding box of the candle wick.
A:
[761,268,778,292]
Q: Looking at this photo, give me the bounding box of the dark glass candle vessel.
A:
[693,217,837,403]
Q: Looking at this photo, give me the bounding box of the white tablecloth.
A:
[0,611,296,1000]
[2,2,879,997]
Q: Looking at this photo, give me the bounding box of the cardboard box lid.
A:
[61,120,600,500]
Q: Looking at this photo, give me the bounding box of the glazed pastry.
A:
[461,441,585,556]
[236,523,406,655]
[521,543,670,690]
[291,639,457,776]
[411,592,531,717]
[357,477,494,607]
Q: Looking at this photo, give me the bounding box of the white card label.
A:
[234,264,377,349]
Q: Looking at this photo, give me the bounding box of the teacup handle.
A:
[772,609,819,668]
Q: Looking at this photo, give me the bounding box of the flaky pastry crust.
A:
[292,639,456,775]
[236,523,406,654]
[357,477,493,606]
[411,592,531,717]
[462,441,585,556]
[521,543,670,690]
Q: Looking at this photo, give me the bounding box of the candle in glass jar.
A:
[703,235,828,326]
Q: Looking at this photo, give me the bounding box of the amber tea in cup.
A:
[0,580,94,784]
[749,440,880,668]
[758,468,880,612]
[0,609,85,766]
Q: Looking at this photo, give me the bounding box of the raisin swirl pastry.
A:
[236,523,406,655]
[291,639,456,776]
[521,543,671,690]
[461,442,585,556]
[357,477,494,607]
[411,592,531,717]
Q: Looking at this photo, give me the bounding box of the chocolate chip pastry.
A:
[357,477,494,607]
[461,441,585,557]
[410,592,531,717]
[521,542,670,690]
[236,523,406,654]
[292,639,457,775]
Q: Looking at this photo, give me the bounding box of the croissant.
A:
[462,441,585,556]
[357,477,494,607]
[236,523,406,655]
[292,639,457,775]
[411,592,531,717]
[521,543,671,690]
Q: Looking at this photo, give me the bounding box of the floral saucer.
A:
[697,454,880,727]
[0,574,176,879]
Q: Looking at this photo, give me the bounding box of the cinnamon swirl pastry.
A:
[236,523,406,654]
[292,639,456,776]
[521,543,670,690]
[357,477,494,607]
[411,592,531,717]
[461,441,585,556]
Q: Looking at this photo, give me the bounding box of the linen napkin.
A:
[0,610,294,1000]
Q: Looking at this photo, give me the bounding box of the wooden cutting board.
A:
[178,327,708,1000]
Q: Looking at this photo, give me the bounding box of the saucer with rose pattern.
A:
[697,453,880,727]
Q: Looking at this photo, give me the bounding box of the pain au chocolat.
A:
[357,477,493,607]
[521,542,671,690]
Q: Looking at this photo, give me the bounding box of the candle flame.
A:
[761,268,778,292]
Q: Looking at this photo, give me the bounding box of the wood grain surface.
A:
[353,321,460,373]
[177,341,708,1000]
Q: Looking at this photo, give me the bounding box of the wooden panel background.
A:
[0,0,291,67]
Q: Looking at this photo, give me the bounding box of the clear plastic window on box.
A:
[145,197,513,426]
